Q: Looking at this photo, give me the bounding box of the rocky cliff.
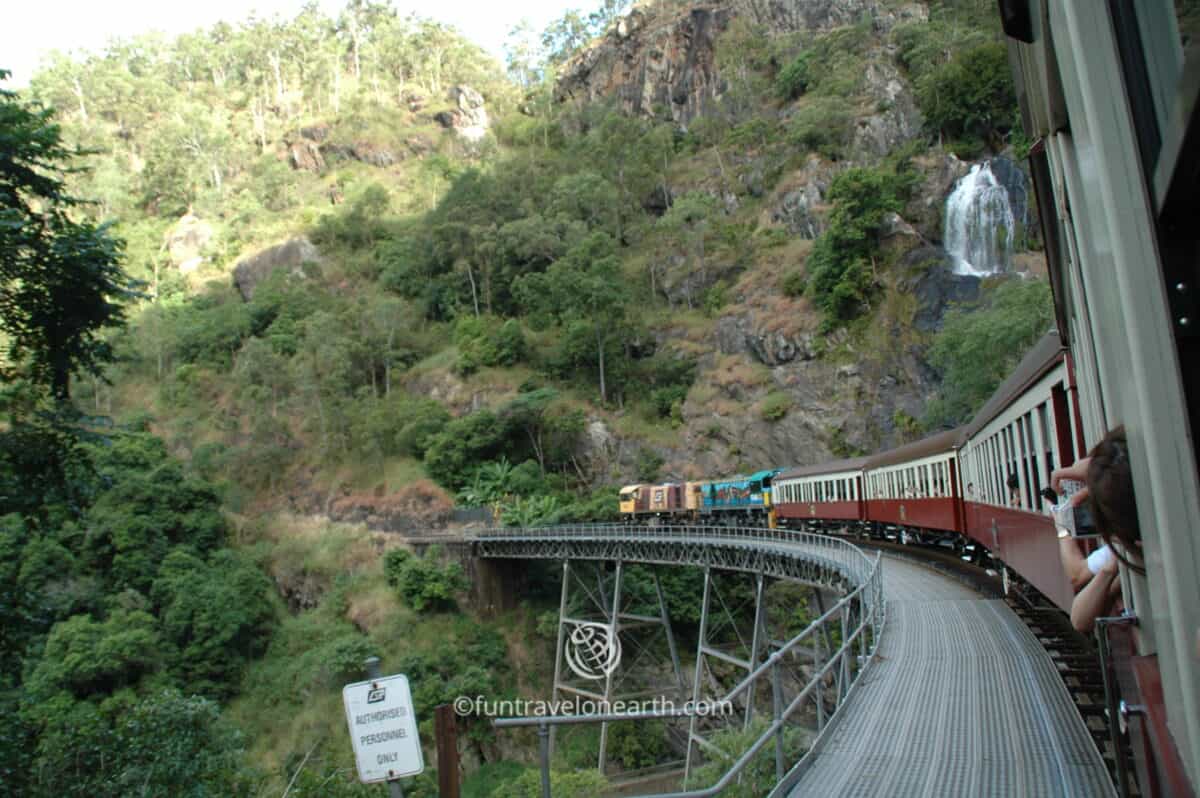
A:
[556,0,928,129]
[555,0,1040,480]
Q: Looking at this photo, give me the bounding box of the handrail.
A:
[473,523,876,584]
[483,525,886,797]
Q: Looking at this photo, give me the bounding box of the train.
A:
[624,2,1200,793]
[619,330,1082,611]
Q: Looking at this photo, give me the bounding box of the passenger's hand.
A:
[1051,457,1091,492]
[1068,486,1090,507]
[1099,554,1119,578]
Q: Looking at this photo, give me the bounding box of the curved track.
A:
[785,556,1114,797]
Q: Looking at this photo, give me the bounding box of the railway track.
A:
[859,537,1134,794]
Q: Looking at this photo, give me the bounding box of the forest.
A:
[1,0,1053,794]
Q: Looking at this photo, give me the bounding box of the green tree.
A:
[0,72,137,400]
[915,41,1016,151]
[515,232,631,403]
[657,192,718,310]
[925,278,1054,426]
[805,166,914,325]
[150,548,276,698]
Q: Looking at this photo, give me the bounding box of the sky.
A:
[1,0,573,86]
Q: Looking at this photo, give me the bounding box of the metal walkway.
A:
[785,556,1115,797]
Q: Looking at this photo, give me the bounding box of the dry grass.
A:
[345,581,402,633]
[248,512,403,607]
[329,478,454,526]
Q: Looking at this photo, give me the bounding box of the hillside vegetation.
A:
[1,0,1054,794]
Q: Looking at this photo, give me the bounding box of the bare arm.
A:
[1060,536,1093,591]
[1070,558,1121,634]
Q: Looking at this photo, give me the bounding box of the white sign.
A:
[343,674,424,783]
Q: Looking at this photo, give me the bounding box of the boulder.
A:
[165,211,213,273]
[232,237,321,301]
[435,85,490,142]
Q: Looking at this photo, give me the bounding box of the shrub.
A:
[781,270,807,298]
[454,315,526,374]
[493,769,607,798]
[915,41,1016,150]
[383,548,414,586]
[805,166,913,325]
[776,52,812,99]
[760,392,792,422]
[924,278,1054,427]
[391,546,468,612]
[635,449,664,482]
[788,97,854,160]
[395,400,451,459]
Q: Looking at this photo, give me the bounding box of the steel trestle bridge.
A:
[471,523,1114,797]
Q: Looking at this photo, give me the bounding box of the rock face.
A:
[232,237,320,301]
[851,54,924,158]
[766,155,837,238]
[324,140,399,168]
[286,137,325,172]
[899,247,982,331]
[556,0,887,128]
[906,153,970,242]
[165,211,213,273]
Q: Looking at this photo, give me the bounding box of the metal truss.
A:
[480,524,886,797]
[472,524,869,594]
[548,559,688,772]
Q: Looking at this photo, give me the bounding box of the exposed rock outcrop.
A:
[556,0,892,128]
[851,54,924,158]
[165,211,213,273]
[232,237,320,301]
[286,138,325,172]
[434,85,490,141]
[899,247,982,331]
[766,155,838,238]
[324,140,399,168]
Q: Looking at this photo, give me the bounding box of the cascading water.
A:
[943,161,1017,276]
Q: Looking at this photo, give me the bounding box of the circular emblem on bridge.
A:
[564,621,621,680]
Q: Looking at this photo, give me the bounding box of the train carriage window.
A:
[1023,412,1040,509]
[1015,416,1029,508]
[1038,403,1056,476]
[994,434,1006,506]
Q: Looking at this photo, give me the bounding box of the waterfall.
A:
[943,161,1017,276]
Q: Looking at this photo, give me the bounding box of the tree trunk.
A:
[73,77,87,123]
[465,264,480,317]
[597,332,607,404]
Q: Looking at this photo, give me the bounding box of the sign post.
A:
[345,656,424,797]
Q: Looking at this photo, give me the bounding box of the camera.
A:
[1054,500,1099,538]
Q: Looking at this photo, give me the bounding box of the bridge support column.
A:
[549,560,570,759]
[597,560,623,773]
[743,571,766,730]
[654,569,686,698]
[683,566,712,788]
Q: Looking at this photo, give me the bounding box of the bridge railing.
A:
[484,524,885,797]
[471,523,876,585]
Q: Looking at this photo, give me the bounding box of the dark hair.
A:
[1086,426,1144,574]
[1006,471,1019,491]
